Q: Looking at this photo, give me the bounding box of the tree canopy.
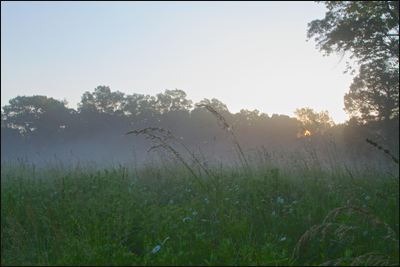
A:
[307,1,399,149]
[307,1,399,72]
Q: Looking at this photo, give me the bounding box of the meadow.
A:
[1,106,399,266]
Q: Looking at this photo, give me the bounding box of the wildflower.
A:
[236,187,239,190]
[213,188,216,191]
[280,199,284,203]
[226,198,229,200]
[282,209,285,212]
[162,237,170,245]
[204,198,208,202]
[131,181,135,185]
[185,189,188,192]
[207,200,210,204]
[235,201,239,204]
[363,231,368,236]
[202,232,205,235]
[193,212,197,215]
[272,211,275,216]
[219,179,221,182]
[140,189,142,192]
[281,237,286,241]
[189,182,192,185]
[362,193,365,196]
[188,189,191,192]
[129,188,131,192]
[365,196,370,200]
[202,219,206,222]
[257,206,259,209]
[190,208,192,211]
[152,245,161,253]
[262,199,265,202]
[144,187,146,190]
[170,200,173,204]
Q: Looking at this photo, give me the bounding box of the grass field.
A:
[1,107,399,266]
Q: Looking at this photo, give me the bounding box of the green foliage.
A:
[1,135,398,265]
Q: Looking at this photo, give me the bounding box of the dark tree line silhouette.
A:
[1,86,398,163]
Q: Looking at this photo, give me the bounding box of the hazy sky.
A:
[1,1,356,124]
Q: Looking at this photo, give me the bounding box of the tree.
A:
[195,98,229,114]
[344,59,399,128]
[155,89,193,114]
[307,1,399,145]
[1,95,73,146]
[294,107,335,127]
[78,85,125,115]
[307,1,399,73]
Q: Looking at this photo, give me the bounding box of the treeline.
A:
[1,86,398,163]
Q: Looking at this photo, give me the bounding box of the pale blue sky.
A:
[1,1,355,124]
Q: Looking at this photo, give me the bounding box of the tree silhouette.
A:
[307,1,399,151]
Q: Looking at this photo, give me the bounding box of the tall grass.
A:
[1,106,398,266]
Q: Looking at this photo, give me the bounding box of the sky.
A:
[1,1,356,124]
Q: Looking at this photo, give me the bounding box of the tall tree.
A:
[1,95,73,146]
[156,89,193,113]
[307,1,399,72]
[344,59,399,127]
[294,108,334,126]
[307,1,399,143]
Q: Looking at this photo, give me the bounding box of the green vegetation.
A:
[1,106,398,266]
